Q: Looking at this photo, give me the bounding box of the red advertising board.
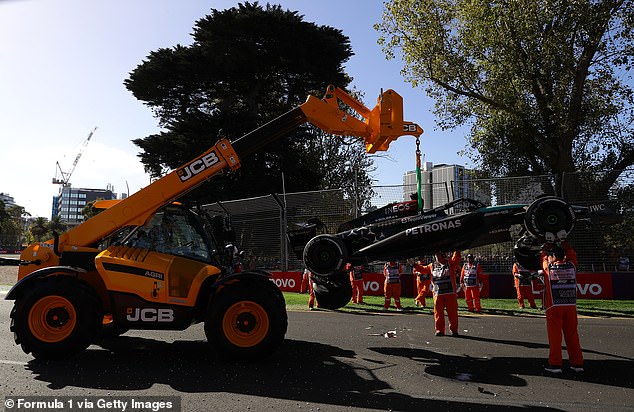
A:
[269,271,303,292]
[0,250,22,254]
[508,273,613,300]
[271,271,624,299]
[575,272,613,299]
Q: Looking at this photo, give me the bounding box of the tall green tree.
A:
[0,202,28,248]
[0,201,12,246]
[48,215,68,237]
[126,2,371,203]
[29,217,49,242]
[8,205,28,248]
[81,198,105,220]
[377,0,634,200]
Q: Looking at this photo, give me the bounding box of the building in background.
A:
[0,192,17,208]
[402,162,433,208]
[54,185,116,226]
[403,163,489,209]
[51,196,59,218]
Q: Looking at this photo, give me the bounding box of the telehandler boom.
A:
[3,85,422,359]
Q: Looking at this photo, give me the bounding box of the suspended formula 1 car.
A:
[288,195,621,309]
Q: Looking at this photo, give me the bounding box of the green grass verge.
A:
[283,292,634,318]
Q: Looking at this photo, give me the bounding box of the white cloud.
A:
[1,140,150,218]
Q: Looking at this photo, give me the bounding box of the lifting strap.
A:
[415,136,423,212]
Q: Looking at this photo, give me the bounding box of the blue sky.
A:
[0,0,469,218]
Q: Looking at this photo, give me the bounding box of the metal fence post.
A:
[272,193,288,271]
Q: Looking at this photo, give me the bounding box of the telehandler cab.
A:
[1,85,423,359]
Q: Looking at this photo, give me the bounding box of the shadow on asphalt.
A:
[337,301,634,319]
[25,336,564,411]
[370,345,634,390]
[456,334,634,361]
[335,303,550,319]
[341,305,634,319]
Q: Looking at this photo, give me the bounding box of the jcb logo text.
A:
[126,308,174,322]
[178,152,220,182]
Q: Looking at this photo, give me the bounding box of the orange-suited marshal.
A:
[540,242,583,373]
[413,258,431,308]
[460,254,483,313]
[417,251,461,336]
[346,263,365,304]
[383,261,402,310]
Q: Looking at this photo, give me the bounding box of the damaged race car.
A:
[288,196,620,309]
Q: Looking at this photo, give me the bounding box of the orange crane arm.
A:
[302,85,423,153]
[55,139,239,249]
[54,85,423,250]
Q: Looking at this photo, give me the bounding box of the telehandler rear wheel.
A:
[10,277,102,359]
[205,281,287,360]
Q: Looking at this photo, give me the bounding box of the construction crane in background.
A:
[52,126,97,187]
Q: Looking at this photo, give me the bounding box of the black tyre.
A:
[312,271,352,310]
[524,196,575,241]
[303,235,348,275]
[10,277,102,359]
[205,280,287,360]
[98,321,129,339]
[513,235,542,271]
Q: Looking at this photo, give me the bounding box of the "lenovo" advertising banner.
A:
[270,271,633,300]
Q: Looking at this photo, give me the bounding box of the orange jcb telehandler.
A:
[1,85,423,359]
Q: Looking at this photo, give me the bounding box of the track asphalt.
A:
[1,255,632,411]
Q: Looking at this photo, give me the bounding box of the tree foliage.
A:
[0,202,29,248]
[125,2,372,203]
[377,0,634,199]
[81,199,105,221]
[602,182,634,253]
[48,215,68,236]
[0,201,17,246]
[29,217,49,243]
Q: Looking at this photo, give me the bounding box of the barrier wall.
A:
[270,271,634,300]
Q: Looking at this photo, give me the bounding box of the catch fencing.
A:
[203,170,633,274]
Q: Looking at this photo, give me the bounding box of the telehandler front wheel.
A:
[205,281,287,360]
[10,277,102,359]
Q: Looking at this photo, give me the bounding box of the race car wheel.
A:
[524,196,575,241]
[303,235,348,276]
[311,271,352,310]
[513,235,542,271]
[206,280,287,360]
[10,277,102,359]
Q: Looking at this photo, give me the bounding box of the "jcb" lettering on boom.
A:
[178,152,220,182]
